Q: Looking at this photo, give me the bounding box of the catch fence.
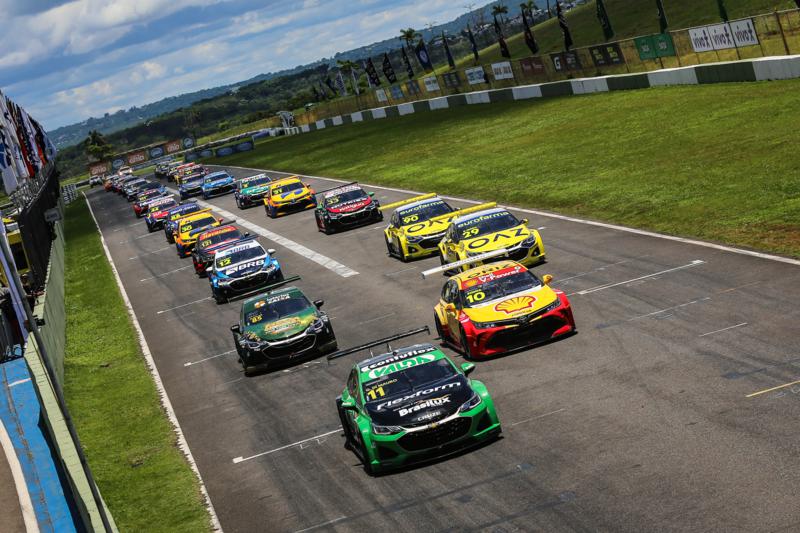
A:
[16,165,60,291]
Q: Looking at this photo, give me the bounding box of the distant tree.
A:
[492,3,509,28]
[84,130,114,161]
[399,27,421,48]
[336,59,360,94]
[519,0,537,18]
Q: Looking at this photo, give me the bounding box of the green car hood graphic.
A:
[244,308,316,342]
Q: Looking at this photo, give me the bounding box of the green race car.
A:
[334,342,501,474]
[234,173,273,209]
[230,285,337,375]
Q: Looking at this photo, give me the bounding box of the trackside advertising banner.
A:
[87,137,194,174]
[423,76,441,92]
[491,61,514,80]
[185,137,255,160]
[689,19,759,53]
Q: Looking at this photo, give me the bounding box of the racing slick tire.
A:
[384,235,394,258]
[147,223,155,233]
[359,438,375,476]
[212,288,228,305]
[266,204,277,219]
[459,325,475,360]
[440,253,456,276]
[434,313,447,345]
[166,233,175,244]
[336,400,355,451]
[235,197,243,209]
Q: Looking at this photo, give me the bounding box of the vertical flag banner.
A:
[365,58,382,86]
[557,2,574,51]
[522,10,539,55]
[717,0,729,22]
[596,0,615,41]
[656,0,669,33]
[324,76,336,94]
[382,53,398,83]
[546,0,552,18]
[493,15,512,59]
[350,68,361,95]
[318,80,331,99]
[442,32,456,68]
[401,46,415,79]
[311,86,320,102]
[415,39,434,71]
[467,25,480,61]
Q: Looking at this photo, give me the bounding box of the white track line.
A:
[699,322,748,337]
[129,245,171,260]
[221,165,800,268]
[627,297,712,321]
[570,260,705,296]
[85,193,222,532]
[0,418,39,533]
[509,408,567,427]
[166,188,358,278]
[140,265,193,282]
[156,296,212,315]
[294,516,347,533]
[184,350,236,367]
[232,428,342,464]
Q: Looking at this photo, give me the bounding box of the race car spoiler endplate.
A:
[379,193,438,212]
[326,326,430,362]
[420,248,510,279]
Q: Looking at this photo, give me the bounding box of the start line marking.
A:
[570,260,705,296]
[232,428,342,464]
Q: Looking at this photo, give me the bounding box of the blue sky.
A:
[0,0,474,130]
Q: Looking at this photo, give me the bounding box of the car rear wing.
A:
[426,202,497,225]
[314,181,359,198]
[378,193,438,212]
[420,248,510,279]
[228,275,302,304]
[173,207,212,222]
[326,326,430,362]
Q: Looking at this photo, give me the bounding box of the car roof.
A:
[323,184,363,198]
[356,343,446,377]
[242,286,305,312]
[270,177,302,187]
[451,207,509,226]
[215,239,263,258]
[452,260,527,286]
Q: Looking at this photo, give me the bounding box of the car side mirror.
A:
[341,401,358,412]
[267,248,276,255]
[230,324,240,333]
[542,274,553,285]
[368,192,375,197]
[461,362,475,375]
[244,232,250,237]
[521,218,529,225]
[313,299,324,308]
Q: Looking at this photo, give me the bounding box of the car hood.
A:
[460,224,531,253]
[243,308,317,342]
[205,178,232,187]
[219,257,268,278]
[462,285,559,322]
[273,188,311,203]
[366,376,471,427]
[327,197,371,213]
[198,237,241,257]
[241,185,269,195]
[181,181,204,189]
[401,218,450,238]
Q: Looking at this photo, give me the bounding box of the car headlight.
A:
[521,234,538,247]
[372,423,403,435]
[459,392,482,412]
[472,320,505,329]
[307,317,326,333]
[539,300,560,314]
[327,211,341,219]
[241,336,268,350]
[406,235,424,244]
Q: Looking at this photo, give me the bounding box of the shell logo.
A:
[494,296,536,315]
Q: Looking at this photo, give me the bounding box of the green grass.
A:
[453,0,799,67]
[212,79,800,257]
[63,199,211,532]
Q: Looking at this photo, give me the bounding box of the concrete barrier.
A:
[351,111,364,122]
[512,85,543,99]
[331,116,343,126]
[397,103,415,116]
[371,108,387,119]
[428,97,450,110]
[314,119,326,129]
[465,91,491,104]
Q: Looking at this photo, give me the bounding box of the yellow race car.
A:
[381,193,496,262]
[264,176,316,218]
[173,209,222,257]
[437,207,545,273]
[431,260,575,358]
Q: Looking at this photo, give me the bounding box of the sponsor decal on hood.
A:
[327,197,371,213]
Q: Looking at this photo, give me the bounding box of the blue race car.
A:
[202,171,235,199]
[207,238,282,304]
[163,202,202,243]
[179,174,206,200]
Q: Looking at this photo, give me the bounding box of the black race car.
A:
[314,183,382,234]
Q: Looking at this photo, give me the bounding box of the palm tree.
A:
[519,0,536,19]
[336,59,360,94]
[492,3,509,32]
[399,27,421,48]
[84,130,113,161]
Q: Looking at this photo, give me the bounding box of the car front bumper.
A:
[240,328,336,367]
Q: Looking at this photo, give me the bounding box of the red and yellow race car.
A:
[191,224,245,276]
[430,258,575,359]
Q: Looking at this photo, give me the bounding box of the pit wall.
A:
[297,55,800,134]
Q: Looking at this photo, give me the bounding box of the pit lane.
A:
[84,166,800,532]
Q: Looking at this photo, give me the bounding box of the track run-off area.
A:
[85,165,800,532]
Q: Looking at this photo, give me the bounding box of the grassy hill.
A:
[212,78,800,258]
[456,0,798,67]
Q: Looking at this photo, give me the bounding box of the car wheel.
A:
[336,403,355,451]
[147,224,154,233]
[384,235,394,258]
[459,326,475,360]
[273,270,284,282]
[213,290,227,305]
[323,220,333,235]
[267,205,276,219]
[440,253,455,276]
[359,438,375,476]
[166,234,175,244]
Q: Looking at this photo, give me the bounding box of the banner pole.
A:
[775,11,791,55]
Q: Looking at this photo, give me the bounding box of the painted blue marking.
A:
[1,359,79,532]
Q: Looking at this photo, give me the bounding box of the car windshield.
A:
[456,211,519,240]
[324,189,365,206]
[180,216,215,234]
[362,359,456,402]
[244,294,311,325]
[149,201,176,213]
[216,246,263,267]
[205,174,228,184]
[199,230,241,249]
[184,174,204,183]
[241,176,270,189]
[461,270,541,307]
[272,181,303,195]
[397,200,453,226]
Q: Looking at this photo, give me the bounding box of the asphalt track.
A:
[86,166,800,533]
